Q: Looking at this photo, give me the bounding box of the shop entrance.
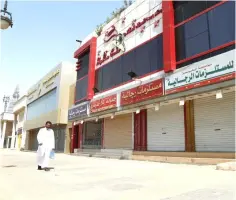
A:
[82,120,102,149]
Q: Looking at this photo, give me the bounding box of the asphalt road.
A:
[0,150,235,200]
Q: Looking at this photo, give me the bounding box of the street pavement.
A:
[0,150,235,200]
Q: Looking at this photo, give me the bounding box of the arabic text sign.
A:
[120,79,163,106]
[90,94,117,113]
[165,50,235,94]
[68,103,88,120]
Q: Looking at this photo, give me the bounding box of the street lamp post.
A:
[1,0,13,30]
[3,95,10,112]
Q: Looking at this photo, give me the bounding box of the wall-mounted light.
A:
[76,40,82,47]
[93,87,99,94]
[136,109,140,114]
[179,99,185,106]
[95,117,99,122]
[216,90,223,99]
[111,113,115,119]
[80,120,84,124]
[127,71,137,80]
[154,103,160,111]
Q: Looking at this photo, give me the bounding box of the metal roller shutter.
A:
[104,114,132,149]
[194,91,235,152]
[147,104,185,151]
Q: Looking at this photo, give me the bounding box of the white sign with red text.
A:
[96,0,162,69]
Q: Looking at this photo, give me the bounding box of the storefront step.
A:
[92,154,123,159]
[131,155,235,165]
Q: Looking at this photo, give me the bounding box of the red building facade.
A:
[69,0,235,158]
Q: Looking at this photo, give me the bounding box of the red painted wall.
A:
[162,0,176,73]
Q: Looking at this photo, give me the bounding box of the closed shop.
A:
[82,121,102,149]
[53,125,66,152]
[103,114,132,149]
[194,91,235,152]
[147,104,185,151]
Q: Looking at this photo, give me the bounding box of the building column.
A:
[21,106,27,150]
[11,121,16,149]
[78,124,83,149]
[21,130,26,149]
[24,131,30,150]
[184,100,196,152]
[0,121,7,148]
[134,109,147,151]
[162,0,176,73]
[71,123,75,153]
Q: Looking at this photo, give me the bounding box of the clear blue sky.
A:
[0,0,123,112]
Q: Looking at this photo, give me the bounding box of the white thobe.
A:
[37,127,55,168]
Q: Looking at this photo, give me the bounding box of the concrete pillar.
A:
[21,106,27,149]
[24,131,29,150]
[0,122,7,148]
[21,130,26,149]
[6,137,10,149]
[11,121,16,149]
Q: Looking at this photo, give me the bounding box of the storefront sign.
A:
[42,69,60,88]
[90,94,117,113]
[68,103,88,120]
[96,0,163,69]
[165,50,235,95]
[120,79,163,106]
[27,68,60,102]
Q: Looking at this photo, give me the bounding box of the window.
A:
[177,43,235,69]
[134,42,151,76]
[208,1,235,48]
[150,35,163,72]
[122,49,135,83]
[174,1,221,25]
[175,1,235,62]
[75,76,88,102]
[95,35,163,92]
[102,57,122,91]
[27,88,57,120]
[77,51,90,80]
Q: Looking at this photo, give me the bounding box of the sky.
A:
[0,0,124,113]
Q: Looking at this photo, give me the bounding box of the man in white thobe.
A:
[37,121,55,171]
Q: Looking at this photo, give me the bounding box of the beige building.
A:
[24,61,76,152]
[64,83,76,153]
[12,95,27,150]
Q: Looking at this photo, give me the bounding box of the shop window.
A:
[95,68,103,91]
[184,14,208,39]
[95,35,163,92]
[208,1,235,49]
[102,57,122,91]
[174,1,221,25]
[184,14,209,58]
[185,31,210,58]
[77,51,90,80]
[149,34,163,72]
[133,43,150,76]
[27,88,57,121]
[175,2,235,63]
[75,76,88,102]
[175,26,186,61]
[122,49,135,83]
[177,43,235,69]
